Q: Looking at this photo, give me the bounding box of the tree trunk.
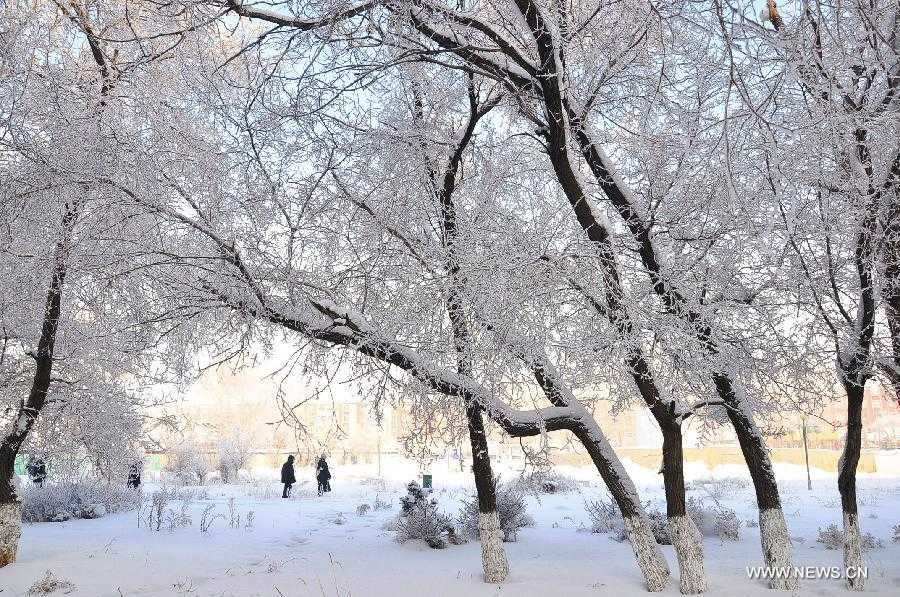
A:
[465,401,508,583]
[0,498,20,568]
[572,421,670,591]
[714,374,797,590]
[0,203,76,566]
[839,384,865,591]
[0,501,21,566]
[662,425,707,594]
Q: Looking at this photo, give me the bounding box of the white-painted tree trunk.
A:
[668,515,708,594]
[759,508,798,590]
[0,501,21,567]
[478,511,509,583]
[624,515,670,592]
[843,512,865,591]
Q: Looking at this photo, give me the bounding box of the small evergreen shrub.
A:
[395,481,452,549]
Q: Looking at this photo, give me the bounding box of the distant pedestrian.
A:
[127,461,142,489]
[281,455,296,498]
[27,457,46,488]
[316,456,331,496]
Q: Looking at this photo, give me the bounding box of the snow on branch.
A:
[225,0,378,30]
[267,297,582,437]
[101,177,582,439]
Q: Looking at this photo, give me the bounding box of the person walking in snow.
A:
[281,455,296,498]
[127,461,142,489]
[316,456,331,496]
[27,457,47,488]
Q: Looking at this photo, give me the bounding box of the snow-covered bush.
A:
[216,434,251,484]
[585,496,622,535]
[373,494,392,511]
[21,481,141,523]
[892,524,900,543]
[227,497,241,528]
[686,477,749,501]
[816,524,845,549]
[686,497,741,541]
[645,505,672,544]
[356,503,370,516]
[816,524,883,551]
[396,502,452,549]
[139,486,196,532]
[518,470,578,494]
[584,498,666,543]
[165,441,211,485]
[644,501,741,544]
[859,492,879,507]
[27,570,74,595]
[447,525,467,545]
[395,481,452,549]
[164,502,192,532]
[585,496,740,543]
[245,480,284,501]
[200,504,225,533]
[399,481,429,514]
[140,489,166,532]
[360,477,387,491]
[460,480,534,542]
[712,507,741,541]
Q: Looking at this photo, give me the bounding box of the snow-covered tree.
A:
[217,432,252,484]
[4,0,896,593]
[208,1,798,591]
[166,439,211,485]
[745,0,900,589]
[0,0,205,564]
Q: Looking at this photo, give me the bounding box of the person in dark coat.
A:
[127,461,142,489]
[316,456,331,496]
[27,457,47,488]
[281,455,296,498]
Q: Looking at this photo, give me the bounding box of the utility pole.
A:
[802,417,812,491]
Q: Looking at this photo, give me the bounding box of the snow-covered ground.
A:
[1,460,899,596]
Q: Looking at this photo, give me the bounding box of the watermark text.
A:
[746,566,867,580]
